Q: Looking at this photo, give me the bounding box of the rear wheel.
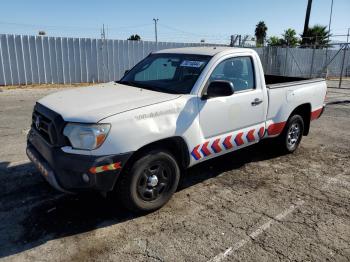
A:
[118,150,180,212]
[276,114,304,153]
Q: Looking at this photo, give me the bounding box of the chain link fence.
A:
[253,44,349,88]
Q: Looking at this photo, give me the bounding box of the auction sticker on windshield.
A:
[180,60,205,67]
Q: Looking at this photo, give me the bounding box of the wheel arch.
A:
[117,136,190,181]
[288,103,311,135]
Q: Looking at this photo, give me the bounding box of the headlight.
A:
[63,123,111,150]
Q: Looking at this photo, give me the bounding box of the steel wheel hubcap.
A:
[147,175,159,187]
[137,162,172,201]
[287,123,300,147]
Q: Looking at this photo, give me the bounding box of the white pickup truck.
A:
[27,47,326,212]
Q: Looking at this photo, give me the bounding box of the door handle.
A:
[251,98,263,106]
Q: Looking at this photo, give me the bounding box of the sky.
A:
[0,0,349,44]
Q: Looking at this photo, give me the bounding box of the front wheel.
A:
[118,150,180,212]
[276,114,304,153]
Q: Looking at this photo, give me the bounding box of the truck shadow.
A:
[0,141,285,258]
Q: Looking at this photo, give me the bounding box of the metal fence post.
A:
[264,47,269,73]
[338,28,349,88]
[284,47,289,76]
[338,43,348,88]
[309,47,316,78]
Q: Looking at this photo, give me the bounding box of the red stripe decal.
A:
[234,132,244,146]
[191,145,201,160]
[211,139,222,153]
[311,108,322,121]
[201,141,211,156]
[259,127,265,138]
[113,162,122,169]
[246,129,255,142]
[267,122,286,136]
[89,167,97,174]
[223,135,233,149]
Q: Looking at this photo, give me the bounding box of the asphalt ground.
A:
[0,86,349,262]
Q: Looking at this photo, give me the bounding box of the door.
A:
[199,56,266,139]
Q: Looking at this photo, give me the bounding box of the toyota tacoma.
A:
[27,47,326,212]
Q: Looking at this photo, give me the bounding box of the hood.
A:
[38,82,181,123]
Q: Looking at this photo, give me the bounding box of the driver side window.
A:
[210,56,255,92]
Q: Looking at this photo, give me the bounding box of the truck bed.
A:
[265,74,327,125]
[265,74,325,89]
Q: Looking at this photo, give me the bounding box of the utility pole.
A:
[325,0,334,78]
[100,24,107,82]
[327,0,334,41]
[153,18,159,43]
[302,0,313,38]
[101,24,106,40]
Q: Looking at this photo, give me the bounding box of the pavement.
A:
[326,79,350,89]
[0,86,349,262]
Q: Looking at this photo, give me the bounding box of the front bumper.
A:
[27,128,132,193]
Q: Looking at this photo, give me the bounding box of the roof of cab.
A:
[153,46,250,56]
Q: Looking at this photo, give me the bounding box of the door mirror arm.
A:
[201,93,209,100]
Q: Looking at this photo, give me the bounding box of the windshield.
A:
[119,53,211,94]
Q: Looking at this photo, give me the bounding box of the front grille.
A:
[32,110,55,144]
[31,103,67,146]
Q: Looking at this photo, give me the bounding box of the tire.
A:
[118,150,180,212]
[276,114,304,153]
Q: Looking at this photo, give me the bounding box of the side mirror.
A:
[202,80,234,99]
[124,69,130,76]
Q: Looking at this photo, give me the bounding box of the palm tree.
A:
[255,21,268,47]
[300,25,330,48]
[282,28,299,47]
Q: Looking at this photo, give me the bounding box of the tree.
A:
[255,21,268,47]
[282,28,299,47]
[267,29,299,47]
[300,25,330,49]
[267,36,283,47]
[128,34,141,41]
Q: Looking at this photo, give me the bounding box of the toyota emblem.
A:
[35,116,41,129]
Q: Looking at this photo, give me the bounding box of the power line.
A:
[158,23,203,37]
[108,23,153,30]
[0,20,230,43]
[158,23,229,39]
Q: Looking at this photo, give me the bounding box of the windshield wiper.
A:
[119,80,152,90]
[118,80,136,86]
[118,80,176,94]
[138,85,163,92]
